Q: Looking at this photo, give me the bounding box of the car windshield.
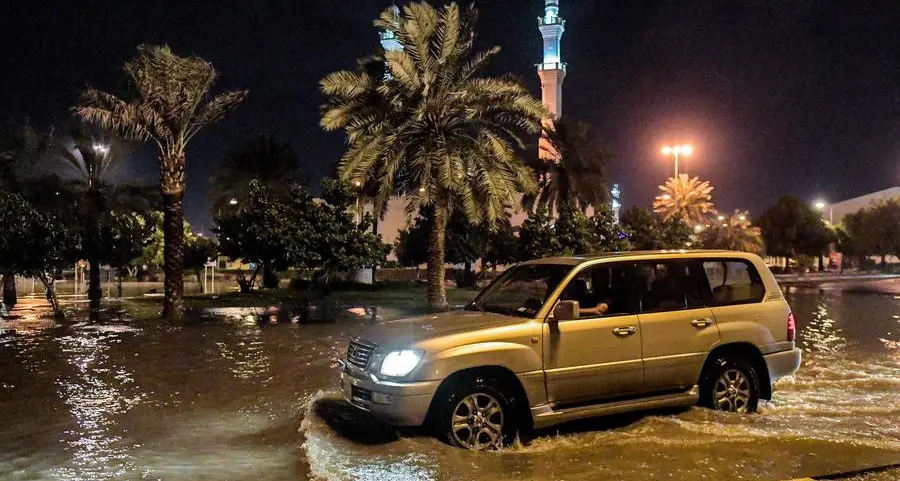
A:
[469,263,573,318]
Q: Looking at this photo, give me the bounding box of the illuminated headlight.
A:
[379,350,423,378]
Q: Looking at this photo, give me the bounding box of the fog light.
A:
[371,392,394,405]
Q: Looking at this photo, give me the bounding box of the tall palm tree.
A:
[74,45,247,318]
[321,3,545,309]
[653,174,716,224]
[51,121,127,308]
[524,118,609,215]
[701,210,764,254]
[208,135,305,213]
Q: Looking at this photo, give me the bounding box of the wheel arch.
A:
[700,342,772,400]
[425,365,534,431]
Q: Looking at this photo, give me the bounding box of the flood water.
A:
[1,287,899,481]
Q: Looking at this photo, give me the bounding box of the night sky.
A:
[4,1,900,231]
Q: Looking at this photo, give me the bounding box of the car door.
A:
[636,259,721,393]
[542,262,644,405]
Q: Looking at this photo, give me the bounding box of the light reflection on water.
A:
[53,332,143,480]
[0,289,899,480]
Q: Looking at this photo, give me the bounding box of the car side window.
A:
[558,263,637,317]
[637,260,707,313]
[702,260,765,306]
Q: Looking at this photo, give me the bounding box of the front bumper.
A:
[763,347,802,381]
[339,362,440,427]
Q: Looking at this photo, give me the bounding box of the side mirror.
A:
[552,300,580,322]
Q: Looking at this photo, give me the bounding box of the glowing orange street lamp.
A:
[661,144,693,177]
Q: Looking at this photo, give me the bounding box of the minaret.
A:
[537,0,566,118]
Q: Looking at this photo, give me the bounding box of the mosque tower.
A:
[537,0,566,118]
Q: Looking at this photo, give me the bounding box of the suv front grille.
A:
[346,338,377,369]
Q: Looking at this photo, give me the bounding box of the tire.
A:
[435,375,519,450]
[700,355,760,413]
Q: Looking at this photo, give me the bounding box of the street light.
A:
[813,200,833,224]
[661,144,693,177]
[229,198,238,206]
[92,143,110,155]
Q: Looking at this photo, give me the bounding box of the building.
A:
[826,186,900,226]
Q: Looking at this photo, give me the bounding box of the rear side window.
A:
[702,260,765,306]
[636,260,708,313]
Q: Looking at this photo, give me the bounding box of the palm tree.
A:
[653,174,716,224]
[321,3,546,309]
[208,135,305,213]
[700,210,764,254]
[51,121,126,308]
[74,45,247,318]
[525,118,609,215]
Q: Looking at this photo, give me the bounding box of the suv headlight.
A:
[379,350,424,377]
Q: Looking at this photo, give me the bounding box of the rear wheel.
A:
[700,355,760,413]
[436,376,519,450]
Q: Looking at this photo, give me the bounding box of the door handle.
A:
[691,318,714,328]
[612,326,637,337]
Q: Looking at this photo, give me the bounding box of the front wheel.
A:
[437,376,519,450]
[700,355,760,413]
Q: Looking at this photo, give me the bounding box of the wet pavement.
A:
[1,286,899,480]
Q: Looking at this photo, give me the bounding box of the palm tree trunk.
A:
[162,192,185,319]
[88,257,102,309]
[426,204,449,310]
[2,273,16,308]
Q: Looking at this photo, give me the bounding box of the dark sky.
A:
[4,0,900,231]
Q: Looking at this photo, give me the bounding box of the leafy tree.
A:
[1,120,47,308]
[321,3,545,309]
[313,179,391,286]
[653,174,716,224]
[395,219,429,268]
[103,212,154,296]
[75,44,248,319]
[555,204,598,255]
[525,118,610,214]
[592,203,631,252]
[0,192,79,316]
[215,180,390,292]
[700,210,764,253]
[621,207,692,250]
[215,182,309,292]
[757,196,832,267]
[482,217,520,271]
[208,135,305,214]
[518,211,563,260]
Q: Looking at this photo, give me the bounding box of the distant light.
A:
[814,201,826,210]
[662,146,673,155]
[662,144,692,156]
[694,224,704,233]
[229,198,238,206]
[681,145,694,156]
[419,187,426,193]
[718,215,725,221]
[722,223,728,227]
[353,180,362,187]
[196,233,204,237]
[92,143,110,155]
[661,194,672,200]
[739,215,746,221]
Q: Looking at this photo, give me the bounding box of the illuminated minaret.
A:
[537,0,566,118]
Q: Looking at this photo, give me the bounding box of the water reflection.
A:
[53,332,143,480]
[214,328,272,384]
[799,299,846,353]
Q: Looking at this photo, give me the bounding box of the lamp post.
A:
[813,200,833,225]
[661,144,693,178]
